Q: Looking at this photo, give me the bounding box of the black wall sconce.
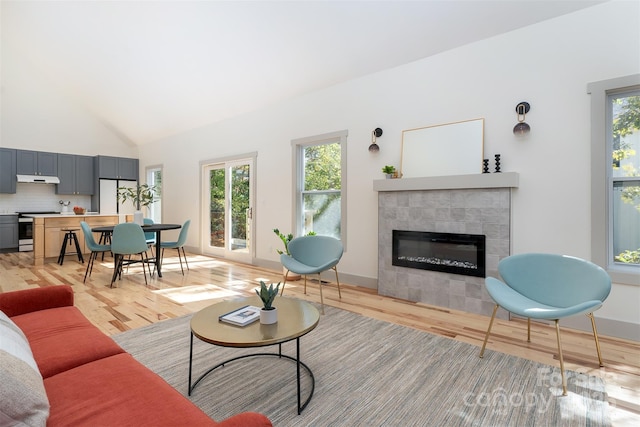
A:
[513,102,531,135]
[369,128,383,152]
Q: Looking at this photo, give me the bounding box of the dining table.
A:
[92,223,181,278]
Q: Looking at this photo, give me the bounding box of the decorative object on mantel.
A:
[513,102,531,135]
[382,165,396,179]
[494,154,501,173]
[117,184,157,225]
[482,159,490,174]
[368,128,383,152]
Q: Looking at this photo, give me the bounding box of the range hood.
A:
[16,174,61,184]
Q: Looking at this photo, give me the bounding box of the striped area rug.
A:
[113,304,610,426]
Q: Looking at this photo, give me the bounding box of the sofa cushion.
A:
[0,310,50,426]
[44,352,218,426]
[11,306,125,378]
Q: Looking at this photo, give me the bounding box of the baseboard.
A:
[560,315,639,342]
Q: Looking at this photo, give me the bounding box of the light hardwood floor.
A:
[1,250,638,425]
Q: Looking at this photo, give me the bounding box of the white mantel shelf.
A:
[373,172,519,192]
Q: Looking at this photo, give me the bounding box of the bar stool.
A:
[58,228,85,265]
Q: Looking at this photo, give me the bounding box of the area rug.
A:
[113,304,610,426]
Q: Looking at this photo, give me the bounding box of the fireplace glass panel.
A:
[392,230,486,277]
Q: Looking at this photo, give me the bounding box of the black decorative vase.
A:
[482,159,490,174]
[494,154,501,173]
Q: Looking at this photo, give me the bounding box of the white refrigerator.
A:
[97,179,138,217]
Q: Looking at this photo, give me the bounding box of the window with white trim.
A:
[292,130,347,246]
[589,75,640,285]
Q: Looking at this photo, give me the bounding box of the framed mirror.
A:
[400,118,484,178]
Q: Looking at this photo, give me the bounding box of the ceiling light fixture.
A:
[513,102,531,135]
[369,128,382,152]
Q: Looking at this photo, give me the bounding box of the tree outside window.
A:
[611,93,640,265]
[294,130,347,243]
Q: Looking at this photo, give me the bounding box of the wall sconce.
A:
[513,102,531,135]
[369,128,383,152]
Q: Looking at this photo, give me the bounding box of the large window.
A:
[146,165,162,223]
[589,75,640,285]
[293,130,347,245]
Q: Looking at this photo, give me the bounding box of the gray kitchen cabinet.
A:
[17,150,58,176]
[0,148,17,194]
[96,156,138,180]
[0,215,19,251]
[57,154,95,195]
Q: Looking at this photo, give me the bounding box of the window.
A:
[293,130,347,246]
[589,75,640,285]
[146,166,162,223]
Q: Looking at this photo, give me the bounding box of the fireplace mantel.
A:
[373,172,519,192]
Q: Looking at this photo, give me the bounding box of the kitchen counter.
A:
[32,214,121,265]
[23,213,115,218]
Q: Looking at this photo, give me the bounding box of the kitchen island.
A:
[29,214,123,265]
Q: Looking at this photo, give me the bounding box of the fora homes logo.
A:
[462,367,610,414]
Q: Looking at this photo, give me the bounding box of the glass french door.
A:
[202,157,254,263]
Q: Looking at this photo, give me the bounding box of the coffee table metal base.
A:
[188,333,315,415]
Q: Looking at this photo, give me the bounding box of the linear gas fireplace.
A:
[392,230,486,278]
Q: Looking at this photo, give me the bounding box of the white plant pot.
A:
[260,307,278,325]
[133,211,144,225]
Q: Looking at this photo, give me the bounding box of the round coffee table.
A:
[188,296,320,414]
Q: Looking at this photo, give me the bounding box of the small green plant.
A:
[117,184,157,209]
[382,165,396,174]
[256,281,281,310]
[273,228,316,255]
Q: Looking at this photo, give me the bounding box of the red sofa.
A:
[0,285,272,426]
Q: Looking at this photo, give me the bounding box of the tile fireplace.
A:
[374,173,518,317]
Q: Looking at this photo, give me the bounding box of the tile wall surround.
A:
[375,173,518,318]
[0,183,91,213]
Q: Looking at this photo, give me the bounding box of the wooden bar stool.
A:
[58,228,85,265]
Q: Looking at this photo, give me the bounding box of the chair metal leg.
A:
[140,252,148,286]
[527,318,531,342]
[303,275,307,294]
[333,266,342,299]
[587,313,605,367]
[318,273,325,315]
[176,248,185,275]
[280,270,290,296]
[479,304,499,358]
[555,320,568,396]
[181,247,189,271]
[83,251,95,283]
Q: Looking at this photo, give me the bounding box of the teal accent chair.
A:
[479,253,611,395]
[79,221,111,283]
[110,223,150,287]
[280,235,343,314]
[159,220,190,275]
[143,218,156,255]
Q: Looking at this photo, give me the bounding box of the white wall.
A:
[139,1,640,334]
[0,45,137,158]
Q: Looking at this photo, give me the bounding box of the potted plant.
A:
[256,280,281,324]
[273,228,317,255]
[382,165,396,179]
[117,184,157,225]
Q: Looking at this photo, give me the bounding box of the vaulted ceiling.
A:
[1,1,604,145]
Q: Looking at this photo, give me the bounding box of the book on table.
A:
[218,305,261,326]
